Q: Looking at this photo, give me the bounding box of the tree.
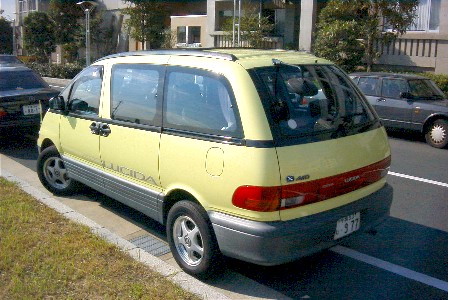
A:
[221,2,275,48]
[122,0,168,49]
[0,17,13,54]
[74,9,115,61]
[49,0,82,45]
[89,11,115,57]
[48,0,83,63]
[23,12,55,62]
[314,0,418,72]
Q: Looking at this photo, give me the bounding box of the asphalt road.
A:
[0,126,448,299]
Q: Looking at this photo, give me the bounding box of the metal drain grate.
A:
[129,234,171,257]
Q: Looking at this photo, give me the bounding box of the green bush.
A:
[26,62,83,79]
[417,73,448,96]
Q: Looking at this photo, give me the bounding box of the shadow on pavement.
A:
[384,128,426,144]
[0,129,39,162]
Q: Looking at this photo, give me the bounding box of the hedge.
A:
[24,62,448,97]
[415,73,448,96]
[25,62,83,79]
[368,66,448,96]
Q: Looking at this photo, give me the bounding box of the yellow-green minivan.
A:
[37,49,392,278]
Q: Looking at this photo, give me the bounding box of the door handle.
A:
[100,124,111,137]
[89,122,101,135]
[377,98,386,102]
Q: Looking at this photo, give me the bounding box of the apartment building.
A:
[12,0,447,73]
[377,0,448,74]
[173,0,447,74]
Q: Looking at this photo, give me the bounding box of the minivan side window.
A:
[381,78,408,99]
[111,64,162,126]
[357,77,380,96]
[163,68,241,137]
[68,66,103,115]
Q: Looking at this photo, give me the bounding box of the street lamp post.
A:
[77,1,98,66]
[12,18,16,55]
[232,0,242,47]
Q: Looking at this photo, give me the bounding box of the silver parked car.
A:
[350,72,448,148]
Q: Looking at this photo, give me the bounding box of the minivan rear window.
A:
[251,65,379,143]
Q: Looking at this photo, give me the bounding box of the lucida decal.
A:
[102,161,157,185]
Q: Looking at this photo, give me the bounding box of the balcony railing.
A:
[213,32,283,49]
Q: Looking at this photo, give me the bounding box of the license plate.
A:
[334,212,360,240]
[23,104,40,115]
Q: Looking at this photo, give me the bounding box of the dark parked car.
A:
[0,66,58,133]
[350,72,448,148]
[0,54,25,66]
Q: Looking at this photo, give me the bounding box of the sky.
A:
[0,0,15,20]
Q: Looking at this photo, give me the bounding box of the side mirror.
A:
[400,92,413,99]
[49,96,66,111]
[286,78,319,96]
[69,99,89,112]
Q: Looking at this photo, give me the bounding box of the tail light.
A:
[0,107,8,118]
[232,156,391,212]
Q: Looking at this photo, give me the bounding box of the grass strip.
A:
[0,178,199,300]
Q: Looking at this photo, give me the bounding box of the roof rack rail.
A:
[95,49,238,63]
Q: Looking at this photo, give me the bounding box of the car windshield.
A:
[0,70,48,92]
[408,79,445,100]
[0,56,23,64]
[253,64,378,141]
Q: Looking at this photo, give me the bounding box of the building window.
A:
[383,0,441,32]
[29,0,37,11]
[188,26,201,44]
[19,0,37,13]
[409,0,441,32]
[19,1,26,13]
[217,10,235,31]
[176,26,201,47]
[177,26,186,44]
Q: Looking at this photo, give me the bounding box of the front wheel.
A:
[37,145,80,195]
[425,119,448,148]
[166,200,223,278]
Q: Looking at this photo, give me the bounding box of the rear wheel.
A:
[166,200,222,278]
[37,145,80,195]
[425,119,448,148]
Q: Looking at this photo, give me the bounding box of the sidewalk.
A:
[0,151,288,300]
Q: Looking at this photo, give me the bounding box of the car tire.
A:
[166,200,223,279]
[37,145,80,195]
[425,119,448,148]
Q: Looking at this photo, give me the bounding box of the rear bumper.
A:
[209,183,393,266]
[0,116,40,128]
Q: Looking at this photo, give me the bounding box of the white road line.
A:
[330,245,448,292]
[389,171,448,187]
[49,85,65,89]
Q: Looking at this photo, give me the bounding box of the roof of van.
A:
[95,48,333,69]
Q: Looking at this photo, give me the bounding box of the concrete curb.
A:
[43,77,71,87]
[0,169,230,300]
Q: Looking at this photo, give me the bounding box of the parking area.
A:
[0,79,448,299]
[0,123,448,299]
